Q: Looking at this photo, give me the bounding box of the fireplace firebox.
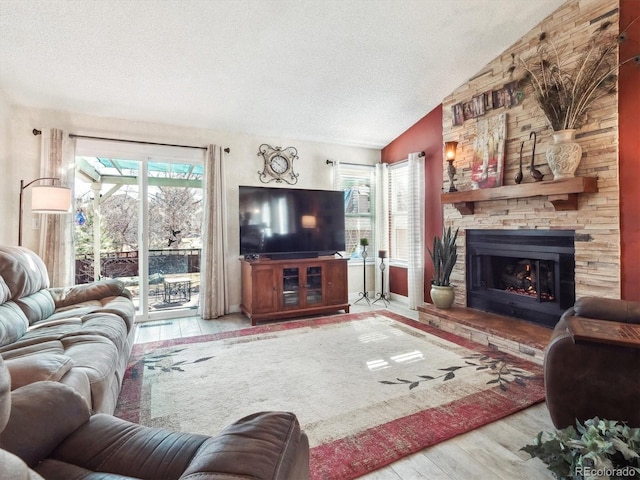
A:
[466,229,575,328]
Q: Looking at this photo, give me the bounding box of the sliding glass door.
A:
[74,141,204,321]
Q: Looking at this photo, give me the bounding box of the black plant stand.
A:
[354,246,370,305]
[373,253,390,307]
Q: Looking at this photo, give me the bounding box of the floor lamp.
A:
[19,177,72,246]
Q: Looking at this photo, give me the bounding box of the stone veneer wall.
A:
[442,0,620,306]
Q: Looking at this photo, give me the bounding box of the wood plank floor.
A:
[133,300,555,479]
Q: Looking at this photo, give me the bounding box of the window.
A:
[389,162,409,262]
[335,164,375,259]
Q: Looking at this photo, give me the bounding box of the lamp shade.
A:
[31,185,72,213]
[444,141,458,161]
[301,215,317,229]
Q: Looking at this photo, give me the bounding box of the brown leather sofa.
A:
[544,297,640,428]
[0,355,310,479]
[0,245,135,414]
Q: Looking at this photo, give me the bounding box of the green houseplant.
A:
[428,227,458,309]
[521,417,640,480]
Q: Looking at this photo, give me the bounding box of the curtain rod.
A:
[326,151,424,166]
[326,152,426,167]
[64,133,230,153]
[325,160,373,167]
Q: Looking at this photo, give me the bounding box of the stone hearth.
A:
[418,304,550,365]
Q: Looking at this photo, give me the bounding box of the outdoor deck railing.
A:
[75,249,201,284]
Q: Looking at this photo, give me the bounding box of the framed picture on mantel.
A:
[471,113,507,190]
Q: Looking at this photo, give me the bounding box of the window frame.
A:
[388,161,409,267]
[335,164,376,263]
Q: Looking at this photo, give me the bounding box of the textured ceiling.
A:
[0,0,566,148]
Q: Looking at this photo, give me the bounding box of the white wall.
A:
[0,91,14,233]
[0,103,380,311]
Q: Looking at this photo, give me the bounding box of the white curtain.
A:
[331,159,342,189]
[39,128,76,286]
[407,152,425,310]
[200,145,228,319]
[374,163,389,298]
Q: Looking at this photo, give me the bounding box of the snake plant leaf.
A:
[429,226,459,286]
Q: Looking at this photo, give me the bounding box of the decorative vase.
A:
[430,285,455,309]
[545,129,582,180]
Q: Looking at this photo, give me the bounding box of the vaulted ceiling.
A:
[0,0,566,148]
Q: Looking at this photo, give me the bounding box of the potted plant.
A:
[517,27,618,179]
[521,417,640,479]
[428,227,458,309]
[359,237,369,257]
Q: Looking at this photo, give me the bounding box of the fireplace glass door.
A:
[466,229,575,327]
[483,256,557,302]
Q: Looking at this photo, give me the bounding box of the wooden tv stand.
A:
[240,256,350,325]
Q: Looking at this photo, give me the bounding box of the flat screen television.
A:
[239,185,345,259]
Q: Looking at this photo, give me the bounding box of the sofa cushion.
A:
[49,280,132,309]
[28,313,129,357]
[0,247,49,301]
[0,335,119,414]
[36,459,124,480]
[0,302,29,348]
[14,290,56,325]
[0,353,9,432]
[48,296,136,333]
[4,353,74,390]
[60,335,120,413]
[0,276,10,305]
[0,340,65,359]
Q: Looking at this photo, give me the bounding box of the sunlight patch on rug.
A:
[116,311,544,479]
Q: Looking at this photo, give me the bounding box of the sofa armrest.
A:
[48,279,131,309]
[49,414,210,478]
[182,411,309,480]
[544,319,640,428]
[0,381,90,467]
[3,353,74,390]
[573,297,640,324]
[49,411,308,480]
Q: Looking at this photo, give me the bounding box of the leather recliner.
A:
[544,296,640,428]
[0,356,310,480]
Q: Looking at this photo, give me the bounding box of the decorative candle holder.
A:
[354,244,370,305]
[373,250,390,307]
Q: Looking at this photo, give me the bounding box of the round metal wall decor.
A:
[258,144,299,184]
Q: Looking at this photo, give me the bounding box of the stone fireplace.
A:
[465,229,575,327]
[440,0,621,315]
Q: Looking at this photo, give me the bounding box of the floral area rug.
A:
[115,311,545,479]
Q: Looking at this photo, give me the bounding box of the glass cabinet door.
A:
[306,266,323,305]
[282,267,300,307]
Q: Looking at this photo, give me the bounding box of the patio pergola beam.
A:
[76,158,101,183]
[99,184,123,203]
[100,175,202,188]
